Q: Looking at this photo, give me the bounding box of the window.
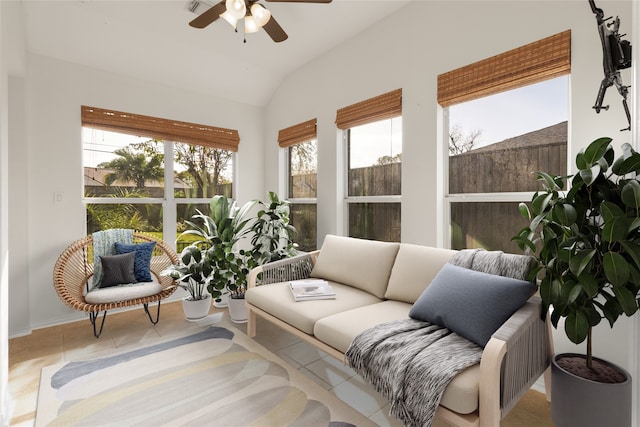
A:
[82,106,238,251]
[337,89,402,242]
[439,31,570,252]
[279,119,317,251]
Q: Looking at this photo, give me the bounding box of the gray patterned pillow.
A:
[98,252,137,288]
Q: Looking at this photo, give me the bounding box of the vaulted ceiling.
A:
[21,0,411,106]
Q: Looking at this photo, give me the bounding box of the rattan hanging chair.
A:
[53,231,180,338]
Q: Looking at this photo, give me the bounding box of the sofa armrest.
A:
[478,296,550,426]
[247,250,320,288]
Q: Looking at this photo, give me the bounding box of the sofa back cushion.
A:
[310,235,400,298]
[385,244,457,303]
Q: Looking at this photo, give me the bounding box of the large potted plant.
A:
[249,191,298,265]
[180,193,297,323]
[513,137,639,427]
[162,245,212,321]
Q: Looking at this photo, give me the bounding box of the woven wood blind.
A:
[336,88,402,130]
[438,30,571,107]
[278,118,317,148]
[81,106,240,152]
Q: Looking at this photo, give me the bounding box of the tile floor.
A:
[8,300,554,426]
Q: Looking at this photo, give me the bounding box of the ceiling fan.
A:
[189,0,332,43]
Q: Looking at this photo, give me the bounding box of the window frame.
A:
[439,31,571,250]
[82,107,239,249]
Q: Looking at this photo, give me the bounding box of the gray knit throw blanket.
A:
[345,249,535,426]
[345,319,481,426]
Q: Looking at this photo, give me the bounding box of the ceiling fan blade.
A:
[263,15,288,43]
[189,1,226,29]
[266,0,332,3]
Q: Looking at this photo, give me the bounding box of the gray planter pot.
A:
[551,353,632,427]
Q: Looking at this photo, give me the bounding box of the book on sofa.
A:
[289,279,336,301]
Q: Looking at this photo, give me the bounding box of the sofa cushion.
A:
[385,244,457,303]
[310,235,399,298]
[314,300,480,415]
[245,281,382,334]
[314,300,412,353]
[409,263,536,347]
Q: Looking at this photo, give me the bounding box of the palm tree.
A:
[99,147,164,189]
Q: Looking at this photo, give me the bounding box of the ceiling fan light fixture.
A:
[244,15,260,33]
[250,3,271,27]
[225,0,246,20]
[219,11,238,29]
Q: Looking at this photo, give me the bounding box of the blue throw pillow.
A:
[114,241,156,282]
[98,252,137,288]
[409,263,536,347]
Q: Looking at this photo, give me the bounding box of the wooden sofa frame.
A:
[246,251,553,427]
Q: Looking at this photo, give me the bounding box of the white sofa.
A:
[245,235,551,427]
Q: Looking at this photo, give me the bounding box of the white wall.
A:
[9,54,265,333]
[264,0,635,373]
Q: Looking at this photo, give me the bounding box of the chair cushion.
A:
[310,235,399,298]
[409,263,536,347]
[245,281,382,334]
[98,252,137,288]
[385,244,457,303]
[85,277,164,304]
[114,241,156,282]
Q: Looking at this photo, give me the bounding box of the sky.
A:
[449,76,569,149]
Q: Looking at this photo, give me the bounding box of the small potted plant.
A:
[162,245,212,321]
[513,137,640,427]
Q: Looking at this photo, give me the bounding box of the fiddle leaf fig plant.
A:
[513,137,640,369]
[250,191,298,265]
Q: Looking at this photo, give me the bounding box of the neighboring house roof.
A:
[460,121,568,156]
[84,167,188,189]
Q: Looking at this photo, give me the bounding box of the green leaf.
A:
[582,137,612,166]
[567,283,583,305]
[578,272,599,298]
[603,251,631,287]
[613,287,639,316]
[620,241,640,271]
[613,145,640,175]
[601,201,626,223]
[536,171,562,191]
[518,203,531,220]
[565,310,589,344]
[569,249,596,277]
[602,216,628,242]
[552,203,577,226]
[579,164,601,186]
[621,180,640,210]
[531,192,553,215]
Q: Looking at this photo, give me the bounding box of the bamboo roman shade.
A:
[278,118,317,148]
[336,88,402,130]
[81,106,240,152]
[438,30,571,107]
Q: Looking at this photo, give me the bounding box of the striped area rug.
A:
[36,326,374,427]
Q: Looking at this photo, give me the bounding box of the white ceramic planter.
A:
[213,292,229,308]
[181,294,211,321]
[227,297,248,323]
